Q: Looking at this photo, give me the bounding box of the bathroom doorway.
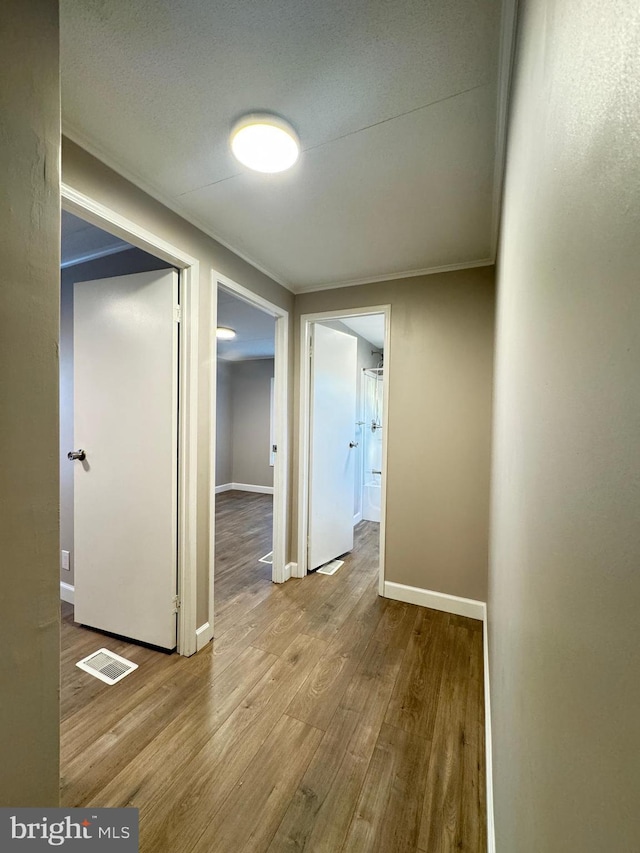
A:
[297,306,390,594]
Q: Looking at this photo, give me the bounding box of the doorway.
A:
[213,286,275,626]
[297,306,391,594]
[60,210,179,649]
[208,272,290,640]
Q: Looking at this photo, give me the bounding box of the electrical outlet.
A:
[61,550,70,572]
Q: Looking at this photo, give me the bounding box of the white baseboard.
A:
[195,621,213,651]
[353,512,362,526]
[289,561,305,579]
[60,581,75,604]
[283,562,294,582]
[383,581,486,622]
[216,482,274,495]
[484,616,495,853]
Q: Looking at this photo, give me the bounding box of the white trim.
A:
[60,581,75,605]
[62,123,294,293]
[283,563,294,582]
[61,183,201,657]
[289,561,304,580]
[353,511,362,526]
[297,305,391,599]
[215,482,274,495]
[209,272,290,626]
[484,616,495,853]
[383,581,486,622]
[490,0,519,258]
[195,621,213,652]
[294,259,494,294]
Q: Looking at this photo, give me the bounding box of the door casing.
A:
[297,306,391,594]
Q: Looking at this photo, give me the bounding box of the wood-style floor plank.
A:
[385,607,450,740]
[268,601,414,853]
[189,714,323,853]
[342,722,432,852]
[60,491,486,852]
[138,633,327,853]
[417,621,480,853]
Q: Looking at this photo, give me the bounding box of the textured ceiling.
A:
[61,210,130,267]
[61,0,503,291]
[340,315,386,350]
[217,288,275,361]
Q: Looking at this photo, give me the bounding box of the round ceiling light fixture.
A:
[216,327,237,340]
[230,113,300,173]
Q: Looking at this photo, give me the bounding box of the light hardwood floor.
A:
[61,490,486,852]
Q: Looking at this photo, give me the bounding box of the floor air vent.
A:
[317,559,344,576]
[76,648,138,685]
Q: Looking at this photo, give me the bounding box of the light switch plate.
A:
[61,550,70,571]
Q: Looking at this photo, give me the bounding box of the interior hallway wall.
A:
[295,266,495,602]
[215,360,233,486]
[489,0,640,849]
[60,247,173,585]
[229,359,275,489]
[0,0,60,806]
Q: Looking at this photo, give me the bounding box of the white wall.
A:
[489,0,640,850]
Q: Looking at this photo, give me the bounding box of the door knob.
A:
[349,441,359,448]
[68,449,86,461]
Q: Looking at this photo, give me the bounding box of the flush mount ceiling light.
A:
[230,113,300,173]
[216,327,236,340]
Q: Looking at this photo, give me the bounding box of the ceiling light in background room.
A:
[216,327,236,340]
[230,113,300,173]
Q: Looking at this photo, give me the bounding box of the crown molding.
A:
[292,258,494,294]
[490,0,519,257]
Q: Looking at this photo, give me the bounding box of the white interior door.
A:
[73,269,179,649]
[308,324,358,570]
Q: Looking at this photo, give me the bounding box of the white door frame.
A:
[297,305,391,595]
[61,183,201,656]
[209,272,290,642]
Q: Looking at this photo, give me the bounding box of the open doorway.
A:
[298,307,390,594]
[208,273,290,640]
[59,210,180,649]
[213,287,276,626]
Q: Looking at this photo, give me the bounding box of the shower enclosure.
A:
[361,367,383,522]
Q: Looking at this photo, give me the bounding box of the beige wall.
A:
[0,0,60,806]
[216,359,275,488]
[295,267,495,601]
[60,248,173,585]
[229,359,275,488]
[215,361,233,486]
[489,0,640,849]
[62,139,294,626]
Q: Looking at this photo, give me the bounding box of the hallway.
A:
[60,497,485,852]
